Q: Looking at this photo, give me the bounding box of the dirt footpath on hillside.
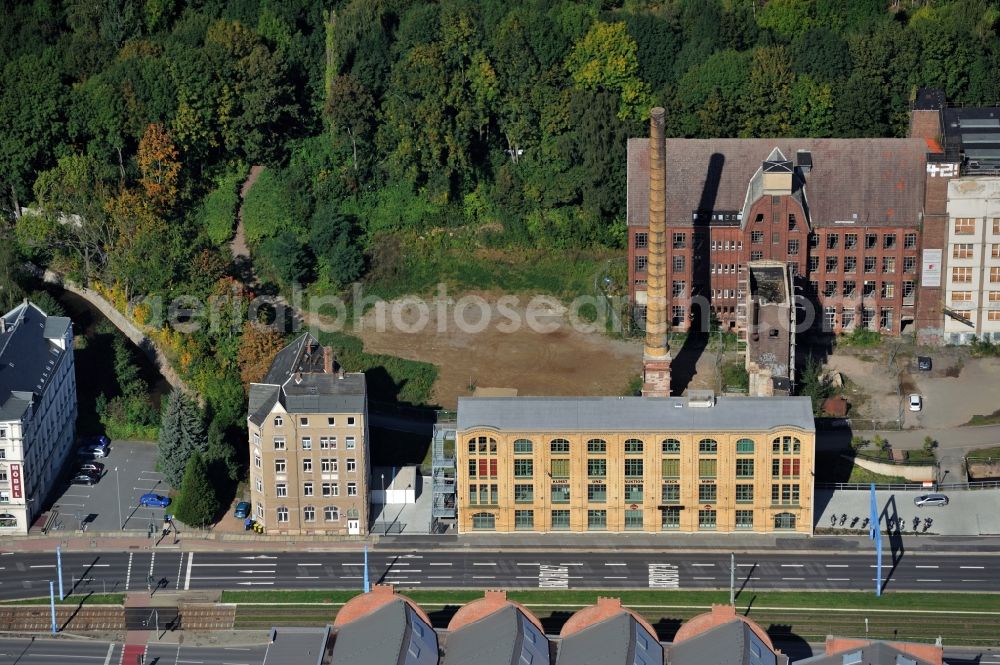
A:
[356,293,643,408]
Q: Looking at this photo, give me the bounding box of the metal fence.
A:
[817,480,1000,491]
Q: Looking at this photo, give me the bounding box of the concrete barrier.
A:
[847,454,936,482]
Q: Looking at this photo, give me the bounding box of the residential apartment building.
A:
[247,333,369,536]
[941,178,1000,342]
[0,301,76,535]
[456,392,815,535]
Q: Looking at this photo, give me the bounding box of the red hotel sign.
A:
[10,464,21,499]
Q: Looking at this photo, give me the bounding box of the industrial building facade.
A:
[248,333,369,536]
[627,91,1000,346]
[456,394,815,535]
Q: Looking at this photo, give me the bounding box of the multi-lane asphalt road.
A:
[0,548,998,600]
[0,637,270,665]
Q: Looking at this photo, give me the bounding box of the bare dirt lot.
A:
[356,293,643,408]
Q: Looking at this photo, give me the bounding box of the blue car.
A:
[234,501,251,519]
[139,493,171,508]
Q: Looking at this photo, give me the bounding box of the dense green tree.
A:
[565,21,650,121]
[0,52,67,214]
[157,390,208,489]
[673,50,751,137]
[173,452,220,526]
[623,12,679,90]
[310,205,363,288]
[0,241,27,312]
[257,231,313,289]
[833,74,889,138]
[324,74,375,172]
[740,47,796,137]
[790,28,852,83]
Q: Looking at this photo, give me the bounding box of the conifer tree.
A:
[157,390,207,488]
[174,452,220,527]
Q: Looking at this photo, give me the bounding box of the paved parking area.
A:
[816,488,1000,536]
[48,440,175,533]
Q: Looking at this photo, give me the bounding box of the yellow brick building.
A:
[456,392,815,534]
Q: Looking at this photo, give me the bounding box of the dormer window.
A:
[300,417,309,427]
[273,416,283,427]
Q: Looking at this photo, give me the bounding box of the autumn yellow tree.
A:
[236,322,286,388]
[137,123,181,207]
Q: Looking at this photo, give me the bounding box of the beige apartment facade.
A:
[248,333,369,536]
[457,394,815,535]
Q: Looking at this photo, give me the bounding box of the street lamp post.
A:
[115,467,123,530]
[380,473,386,535]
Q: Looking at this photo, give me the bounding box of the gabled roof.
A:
[796,642,936,665]
[444,604,544,665]
[669,620,785,665]
[555,612,662,665]
[627,138,928,229]
[333,599,436,665]
[0,301,72,423]
[248,332,365,426]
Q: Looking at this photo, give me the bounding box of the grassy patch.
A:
[966,408,1000,427]
[838,328,883,348]
[816,454,911,484]
[317,331,438,406]
[1,593,125,605]
[967,444,1000,460]
[226,590,1000,644]
[362,235,613,303]
[721,360,749,392]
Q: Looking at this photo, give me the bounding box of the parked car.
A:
[78,462,105,475]
[914,493,949,507]
[139,493,171,508]
[917,356,932,371]
[77,445,108,458]
[908,393,923,411]
[234,501,251,519]
[80,435,110,450]
[70,473,98,486]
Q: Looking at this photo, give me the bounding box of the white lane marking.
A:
[125,552,134,591]
[176,553,184,590]
[191,563,276,567]
[915,565,939,569]
[782,577,805,581]
[691,563,714,567]
[516,562,540,566]
[960,566,985,569]
[184,552,194,590]
[472,562,497,566]
[472,576,496,579]
[103,643,114,665]
[648,563,680,589]
[693,576,715,580]
[916,579,941,582]
[539,565,569,588]
[560,563,584,567]
[515,576,537,580]
[780,564,804,568]
[961,579,985,582]
[296,563,322,567]
[826,578,850,581]
[736,563,755,567]
[29,565,55,568]
[429,563,452,567]
[295,576,319,579]
[191,576,277,580]
[825,564,849,568]
[604,576,628,580]
[427,576,452,580]
[605,563,627,567]
[148,552,156,585]
[82,564,110,568]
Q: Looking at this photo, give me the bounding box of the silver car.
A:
[913,493,948,507]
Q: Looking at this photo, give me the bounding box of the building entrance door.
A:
[347,518,360,535]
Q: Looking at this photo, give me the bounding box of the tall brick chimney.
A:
[322,346,333,374]
[642,107,672,397]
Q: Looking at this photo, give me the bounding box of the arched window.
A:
[469,436,498,454]
[550,438,570,454]
[587,438,607,454]
[661,438,681,454]
[698,438,718,454]
[273,415,283,427]
[736,438,755,454]
[513,439,533,454]
[472,512,496,530]
[774,512,796,530]
[0,513,16,528]
[772,436,801,454]
[624,438,644,454]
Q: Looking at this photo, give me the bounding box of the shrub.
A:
[242,168,310,244]
[198,164,248,245]
[839,328,882,348]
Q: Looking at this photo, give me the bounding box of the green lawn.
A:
[0,593,125,605]
[967,444,1000,459]
[966,408,1000,427]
